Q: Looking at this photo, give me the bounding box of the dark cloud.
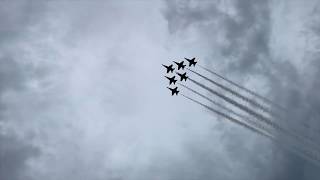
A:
[0,54,41,180]
[164,0,320,179]
[0,134,39,180]
[223,0,271,73]
[0,1,47,45]
[266,61,320,179]
[164,0,274,179]
[0,57,25,92]
[264,5,320,179]
[1,0,320,180]
[0,2,48,180]
[164,0,220,34]
[164,0,271,74]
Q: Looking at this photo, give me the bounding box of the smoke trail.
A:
[197,66,319,144]
[179,83,246,119]
[198,64,287,111]
[188,77,278,129]
[188,68,278,117]
[180,93,320,166]
[181,93,271,138]
[179,83,277,137]
[188,77,320,154]
[180,83,319,153]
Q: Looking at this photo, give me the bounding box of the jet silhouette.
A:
[162,64,175,73]
[184,57,197,67]
[173,61,186,70]
[167,87,179,96]
[165,76,177,85]
[176,72,188,81]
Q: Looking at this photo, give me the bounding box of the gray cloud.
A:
[3,1,215,180]
[164,0,271,74]
[0,18,42,180]
[1,0,320,180]
[0,56,40,180]
[164,0,320,179]
[0,2,52,180]
[0,134,39,180]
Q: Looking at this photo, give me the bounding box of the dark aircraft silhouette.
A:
[165,76,177,85]
[162,64,175,73]
[176,72,188,81]
[184,57,197,67]
[167,87,179,96]
[173,61,186,70]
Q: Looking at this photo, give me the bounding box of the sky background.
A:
[1,0,320,180]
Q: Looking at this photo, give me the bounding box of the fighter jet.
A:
[162,64,175,73]
[165,76,177,85]
[176,72,188,81]
[167,87,179,96]
[173,61,186,70]
[184,57,197,67]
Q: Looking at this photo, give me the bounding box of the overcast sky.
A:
[1,0,320,180]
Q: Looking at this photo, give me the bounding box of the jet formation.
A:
[162,64,175,73]
[173,61,186,70]
[176,72,188,81]
[161,57,320,167]
[167,87,179,96]
[165,76,177,85]
[162,57,197,96]
[184,57,197,67]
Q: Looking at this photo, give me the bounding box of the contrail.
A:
[196,66,319,144]
[187,68,278,117]
[188,77,279,130]
[198,64,287,111]
[181,93,272,138]
[180,93,320,166]
[197,65,320,139]
[188,77,320,154]
[180,83,320,152]
[179,83,278,137]
[179,83,246,119]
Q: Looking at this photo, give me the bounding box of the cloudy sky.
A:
[1,0,320,180]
